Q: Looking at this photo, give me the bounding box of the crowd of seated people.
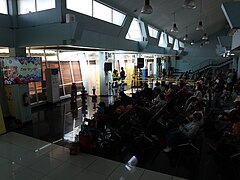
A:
[79,68,240,180]
[84,68,240,164]
[86,78,208,155]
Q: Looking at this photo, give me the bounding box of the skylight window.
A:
[168,35,174,44]
[125,18,143,42]
[158,32,168,48]
[179,41,185,48]
[66,0,92,17]
[0,0,8,14]
[112,9,125,26]
[173,39,179,50]
[66,0,126,26]
[18,0,55,14]
[93,1,112,23]
[148,25,158,38]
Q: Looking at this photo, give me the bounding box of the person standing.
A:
[120,67,126,80]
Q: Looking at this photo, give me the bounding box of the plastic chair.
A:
[177,127,203,152]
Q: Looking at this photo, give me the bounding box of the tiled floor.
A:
[6,96,240,180]
[0,132,186,180]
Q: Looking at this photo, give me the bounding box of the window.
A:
[179,41,185,48]
[66,0,125,26]
[0,0,8,14]
[36,0,55,12]
[126,18,143,42]
[168,35,174,44]
[66,0,92,17]
[148,25,158,38]
[112,9,125,26]
[18,0,55,15]
[158,32,168,47]
[18,0,35,14]
[93,1,111,23]
[173,39,179,50]
[72,61,82,82]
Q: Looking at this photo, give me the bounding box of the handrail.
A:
[192,57,233,73]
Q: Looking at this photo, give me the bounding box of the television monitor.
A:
[0,57,42,85]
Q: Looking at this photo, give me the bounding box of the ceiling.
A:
[108,0,234,43]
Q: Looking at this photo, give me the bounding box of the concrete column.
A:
[0,68,9,117]
[233,56,238,71]
[99,52,108,95]
[237,56,240,78]
[153,56,157,78]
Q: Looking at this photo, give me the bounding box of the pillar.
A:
[237,56,240,78]
[233,56,238,71]
[99,52,108,95]
[153,56,157,78]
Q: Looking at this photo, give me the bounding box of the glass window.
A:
[36,0,55,11]
[126,18,143,42]
[158,32,167,47]
[66,0,92,17]
[179,41,185,48]
[0,0,8,14]
[168,35,174,44]
[148,25,158,38]
[173,39,179,50]
[72,61,82,82]
[93,1,111,23]
[112,9,125,26]
[60,61,72,84]
[66,0,125,26]
[18,0,36,14]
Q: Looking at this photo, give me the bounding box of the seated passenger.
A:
[228,96,240,124]
[163,112,203,152]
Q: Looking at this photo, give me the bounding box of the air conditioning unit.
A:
[66,14,76,23]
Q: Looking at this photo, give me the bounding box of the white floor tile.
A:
[0,156,10,165]
[85,157,120,176]
[0,132,186,180]
[73,169,107,180]
[106,164,145,180]
[0,141,32,162]
[47,146,70,162]
[47,163,83,180]
[6,166,45,180]
[28,156,64,175]
[12,151,46,166]
[39,176,57,180]
[0,159,21,180]
[172,176,189,180]
[66,153,98,168]
[0,132,58,153]
[140,170,172,180]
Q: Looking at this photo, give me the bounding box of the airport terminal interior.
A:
[1,0,240,180]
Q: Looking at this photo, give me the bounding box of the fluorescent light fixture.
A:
[141,0,153,14]
[190,40,195,45]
